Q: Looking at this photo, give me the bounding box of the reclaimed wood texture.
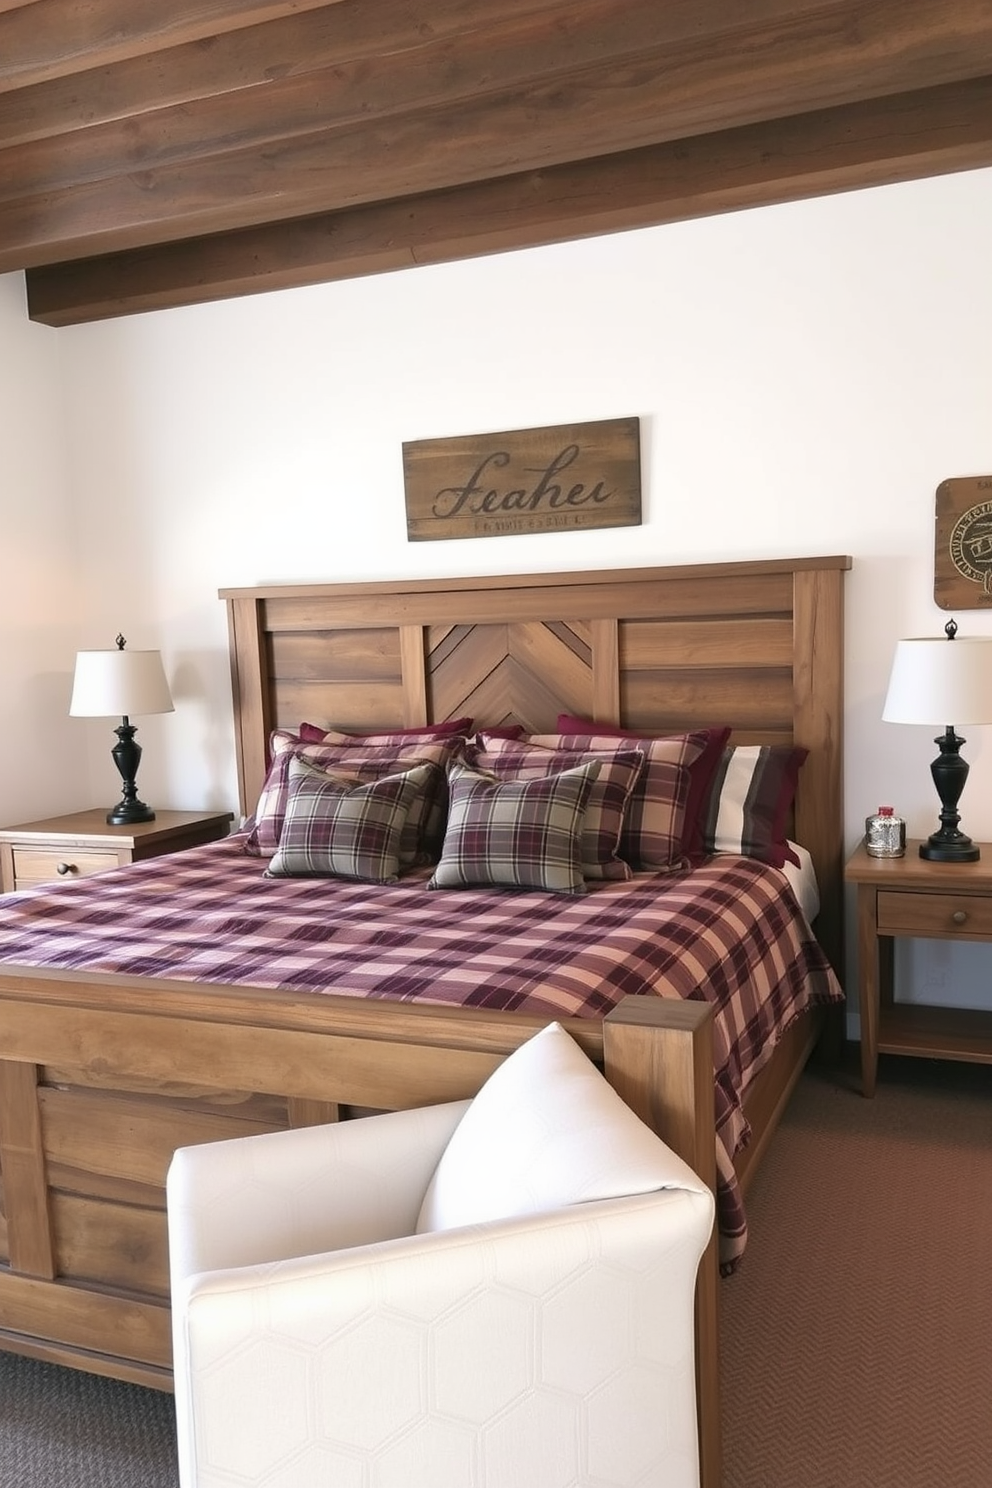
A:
[7,1,992,322]
[402,417,641,543]
[0,556,848,1488]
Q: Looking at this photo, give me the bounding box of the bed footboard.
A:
[0,978,715,1362]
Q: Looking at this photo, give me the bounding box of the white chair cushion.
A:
[416,1019,704,1233]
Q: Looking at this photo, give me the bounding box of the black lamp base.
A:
[921,725,980,863]
[106,800,156,826]
[108,717,156,827]
[920,832,980,863]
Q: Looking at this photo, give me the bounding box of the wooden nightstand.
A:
[0,808,234,894]
[845,841,992,1097]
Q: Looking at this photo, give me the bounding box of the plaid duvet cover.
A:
[0,832,842,1267]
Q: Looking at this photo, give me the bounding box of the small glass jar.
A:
[865,805,906,858]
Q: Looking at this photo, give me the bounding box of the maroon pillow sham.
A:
[555,715,731,859]
[297,717,473,743]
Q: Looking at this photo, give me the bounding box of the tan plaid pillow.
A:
[265,758,436,882]
[428,761,600,895]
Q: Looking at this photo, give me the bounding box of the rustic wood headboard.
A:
[221,555,850,972]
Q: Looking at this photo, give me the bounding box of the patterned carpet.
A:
[720,1052,992,1488]
[2,1051,989,1487]
[0,1351,178,1487]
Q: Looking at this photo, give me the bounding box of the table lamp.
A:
[70,634,175,825]
[882,618,992,862]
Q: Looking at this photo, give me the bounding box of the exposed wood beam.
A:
[27,75,992,326]
[0,1,729,188]
[0,0,582,147]
[5,0,992,273]
[0,0,339,91]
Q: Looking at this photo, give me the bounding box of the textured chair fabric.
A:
[167,1025,714,1488]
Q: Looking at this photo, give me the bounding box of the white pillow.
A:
[415,1020,705,1233]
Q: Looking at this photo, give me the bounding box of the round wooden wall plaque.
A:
[934,475,992,610]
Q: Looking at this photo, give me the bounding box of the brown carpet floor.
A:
[720,1051,992,1488]
[2,1050,989,1486]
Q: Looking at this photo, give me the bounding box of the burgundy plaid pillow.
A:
[466,736,644,880]
[428,761,601,895]
[518,730,708,871]
[245,730,456,862]
[699,745,807,868]
[556,716,731,860]
[305,719,473,742]
[265,758,435,882]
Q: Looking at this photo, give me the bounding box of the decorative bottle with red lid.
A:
[865,805,906,858]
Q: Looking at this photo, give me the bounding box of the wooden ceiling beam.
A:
[27,75,992,327]
[0,0,733,194]
[5,0,992,273]
[0,0,579,148]
[0,0,339,91]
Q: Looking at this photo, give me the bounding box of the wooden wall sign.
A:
[934,475,992,610]
[402,416,641,542]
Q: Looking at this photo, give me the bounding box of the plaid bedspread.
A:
[0,832,842,1267]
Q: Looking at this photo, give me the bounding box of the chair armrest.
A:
[174,1186,714,1488]
[167,1098,470,1282]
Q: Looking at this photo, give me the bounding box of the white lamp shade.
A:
[70,648,175,718]
[882,635,992,726]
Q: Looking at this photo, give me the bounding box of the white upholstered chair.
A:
[166,1021,714,1488]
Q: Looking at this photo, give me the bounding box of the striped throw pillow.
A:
[700,745,807,868]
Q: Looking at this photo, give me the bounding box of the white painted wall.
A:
[0,274,88,823]
[6,166,992,1017]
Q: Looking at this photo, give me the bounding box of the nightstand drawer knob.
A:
[952,909,968,926]
[56,862,77,876]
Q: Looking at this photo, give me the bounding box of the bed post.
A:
[225,595,271,820]
[603,996,720,1488]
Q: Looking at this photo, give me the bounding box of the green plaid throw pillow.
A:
[428,760,601,895]
[265,757,436,883]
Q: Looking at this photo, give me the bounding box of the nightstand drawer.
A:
[11,846,121,887]
[877,889,992,939]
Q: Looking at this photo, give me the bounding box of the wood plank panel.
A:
[0,1268,171,1370]
[42,1065,288,1113]
[38,1085,283,1191]
[792,565,845,972]
[258,571,797,630]
[5,1000,506,1112]
[590,617,621,722]
[0,1170,9,1262]
[426,624,497,723]
[272,680,408,736]
[0,0,872,146]
[269,628,402,682]
[622,669,794,731]
[0,1,755,198]
[0,1060,54,1278]
[51,1191,169,1297]
[0,0,580,146]
[0,0,335,89]
[621,617,795,670]
[226,596,269,817]
[399,625,429,728]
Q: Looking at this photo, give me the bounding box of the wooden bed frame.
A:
[0,554,848,1488]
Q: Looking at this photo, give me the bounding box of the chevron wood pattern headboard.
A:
[222,555,850,971]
